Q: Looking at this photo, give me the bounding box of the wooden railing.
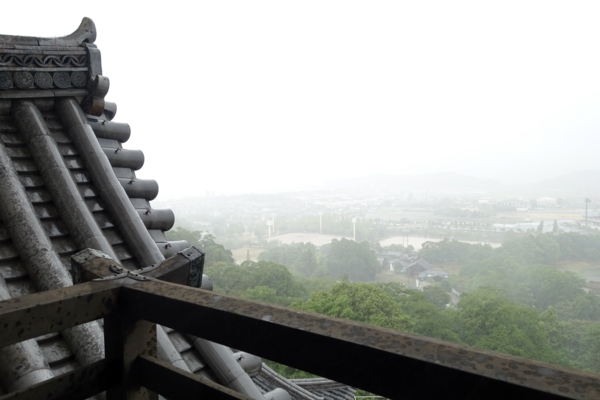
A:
[0,248,599,400]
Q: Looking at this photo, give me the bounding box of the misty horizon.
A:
[3,2,599,199]
[155,169,600,199]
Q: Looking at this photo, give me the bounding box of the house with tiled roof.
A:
[402,258,434,276]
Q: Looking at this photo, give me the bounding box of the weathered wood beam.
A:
[72,246,204,287]
[0,281,121,348]
[122,280,600,400]
[134,355,252,400]
[0,359,117,400]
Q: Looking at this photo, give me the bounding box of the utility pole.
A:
[271,213,276,236]
[318,212,323,234]
[266,220,272,239]
[585,198,591,229]
[352,218,357,241]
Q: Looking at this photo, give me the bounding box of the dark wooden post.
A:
[70,247,205,399]
[105,313,157,400]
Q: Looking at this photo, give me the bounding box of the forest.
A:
[167,227,600,377]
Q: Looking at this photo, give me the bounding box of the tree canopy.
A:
[294,282,413,332]
[456,288,557,363]
[168,227,600,376]
[258,242,318,277]
[205,260,306,305]
[321,238,381,281]
[166,227,234,267]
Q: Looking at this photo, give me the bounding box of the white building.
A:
[537,197,557,206]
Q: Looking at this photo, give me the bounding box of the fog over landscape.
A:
[4,1,600,391]
[3,1,600,198]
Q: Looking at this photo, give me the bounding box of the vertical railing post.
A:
[105,312,157,400]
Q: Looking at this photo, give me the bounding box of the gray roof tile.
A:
[0,18,291,399]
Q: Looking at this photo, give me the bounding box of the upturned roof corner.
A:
[0,17,106,116]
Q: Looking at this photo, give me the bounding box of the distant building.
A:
[403,258,435,276]
[537,197,557,206]
[418,270,449,281]
[566,197,600,206]
[496,199,529,208]
[376,251,419,273]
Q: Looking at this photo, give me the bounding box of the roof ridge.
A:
[0,18,96,48]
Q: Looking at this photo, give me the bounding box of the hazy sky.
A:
[3,1,600,198]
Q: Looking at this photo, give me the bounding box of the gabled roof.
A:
[407,258,434,271]
[418,270,449,279]
[0,18,279,399]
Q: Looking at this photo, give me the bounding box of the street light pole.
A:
[318,212,323,234]
[272,213,276,236]
[586,198,591,229]
[266,220,272,239]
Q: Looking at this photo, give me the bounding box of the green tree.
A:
[556,233,600,261]
[381,243,407,252]
[376,283,460,342]
[204,262,252,295]
[205,260,306,305]
[420,239,493,264]
[244,286,281,305]
[166,227,234,267]
[321,238,380,281]
[166,226,202,246]
[456,288,557,363]
[258,242,318,277]
[537,220,544,234]
[498,234,561,265]
[560,320,600,373]
[555,292,600,321]
[584,323,600,372]
[525,265,585,310]
[530,199,538,208]
[241,260,307,301]
[294,282,413,332]
[225,222,245,236]
[423,285,451,308]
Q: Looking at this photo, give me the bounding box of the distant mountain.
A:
[536,170,600,194]
[324,172,503,192]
